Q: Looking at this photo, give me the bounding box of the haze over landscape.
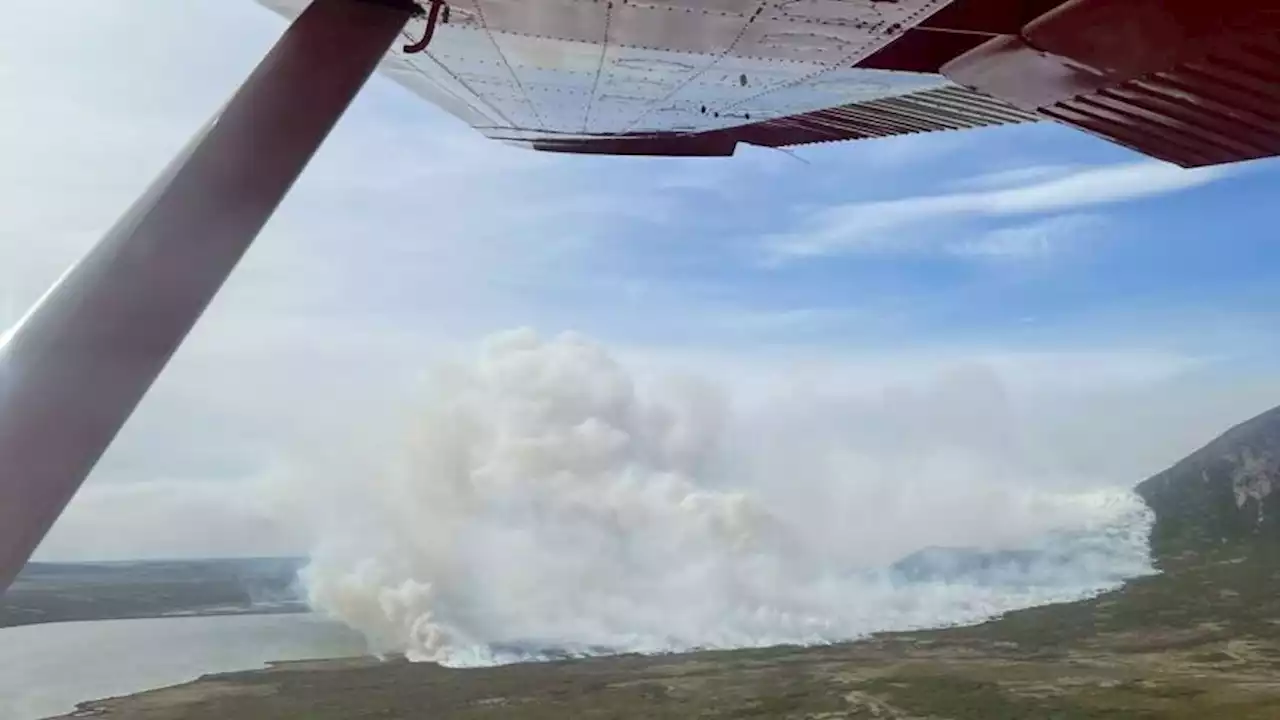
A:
[6,0,1280,717]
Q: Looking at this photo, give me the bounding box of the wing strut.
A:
[0,0,417,592]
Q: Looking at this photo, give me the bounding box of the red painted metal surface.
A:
[724,84,1036,147]
[524,84,1036,154]
[858,0,1072,73]
[944,0,1280,167]
[0,0,411,592]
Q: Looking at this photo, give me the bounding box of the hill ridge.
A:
[1137,404,1280,561]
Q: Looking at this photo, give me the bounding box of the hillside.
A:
[53,404,1280,720]
[1138,405,1280,563]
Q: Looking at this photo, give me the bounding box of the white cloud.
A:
[763,161,1234,261]
[948,214,1104,259]
[948,164,1084,192]
[980,162,1232,213]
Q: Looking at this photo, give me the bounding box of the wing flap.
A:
[516,85,1037,156]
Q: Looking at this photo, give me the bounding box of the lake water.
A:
[0,614,369,720]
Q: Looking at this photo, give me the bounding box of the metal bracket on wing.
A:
[404,0,450,54]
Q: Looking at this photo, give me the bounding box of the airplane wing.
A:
[256,0,1280,165]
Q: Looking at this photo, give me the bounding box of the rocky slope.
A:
[1138,405,1280,562]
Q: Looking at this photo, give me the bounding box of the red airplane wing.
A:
[259,0,1279,166]
[257,0,1039,154]
[257,0,1278,166]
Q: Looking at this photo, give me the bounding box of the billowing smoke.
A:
[293,329,1153,665]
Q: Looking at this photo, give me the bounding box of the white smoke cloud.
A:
[290,329,1154,665]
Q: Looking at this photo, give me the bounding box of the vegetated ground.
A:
[2,559,306,628]
[57,545,1280,720]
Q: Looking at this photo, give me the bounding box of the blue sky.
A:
[4,0,1280,559]
[530,129,1279,354]
[303,67,1280,358]
[6,0,1279,358]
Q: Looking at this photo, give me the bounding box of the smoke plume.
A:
[294,329,1153,665]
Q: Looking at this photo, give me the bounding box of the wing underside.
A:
[259,0,1280,166]
[258,0,1037,155]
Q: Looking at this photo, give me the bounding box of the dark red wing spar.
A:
[1,0,1277,590]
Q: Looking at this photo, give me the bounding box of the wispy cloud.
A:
[763,161,1234,262]
[975,162,1233,214]
[948,214,1104,260]
[948,164,1083,192]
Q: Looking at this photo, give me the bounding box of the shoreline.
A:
[0,603,311,631]
[49,553,1280,719]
